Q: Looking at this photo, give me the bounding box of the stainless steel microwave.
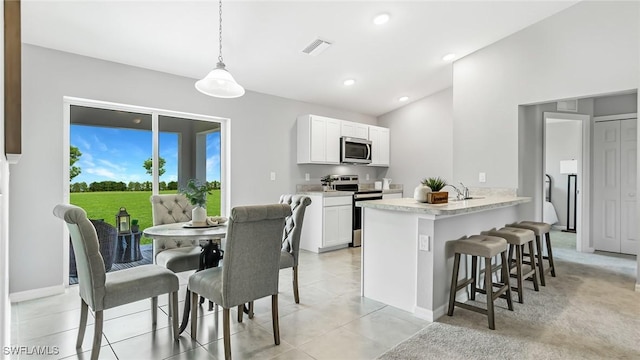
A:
[341,137,372,164]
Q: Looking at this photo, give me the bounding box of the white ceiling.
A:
[22,0,579,116]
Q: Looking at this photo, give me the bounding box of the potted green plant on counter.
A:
[422,177,448,204]
[180,179,211,225]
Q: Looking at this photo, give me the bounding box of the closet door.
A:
[620,119,637,255]
[593,121,621,253]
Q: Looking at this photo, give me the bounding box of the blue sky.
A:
[71,125,220,184]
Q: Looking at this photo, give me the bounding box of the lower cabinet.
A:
[300,194,353,253]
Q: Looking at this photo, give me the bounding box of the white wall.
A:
[0,3,11,351]
[593,93,637,116]
[377,88,454,197]
[453,1,639,189]
[545,121,582,227]
[9,44,377,297]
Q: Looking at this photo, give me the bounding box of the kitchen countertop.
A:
[357,196,531,216]
[296,190,354,197]
[382,189,403,194]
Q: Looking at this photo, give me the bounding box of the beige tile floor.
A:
[10,248,430,360]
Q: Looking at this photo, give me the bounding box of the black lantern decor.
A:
[116,207,131,234]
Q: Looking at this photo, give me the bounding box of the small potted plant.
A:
[422,177,449,204]
[131,219,139,233]
[320,175,334,191]
[180,179,211,225]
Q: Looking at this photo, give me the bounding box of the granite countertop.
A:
[357,196,531,216]
[382,189,403,194]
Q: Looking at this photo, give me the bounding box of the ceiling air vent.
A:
[302,38,332,56]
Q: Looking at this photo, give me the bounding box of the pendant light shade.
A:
[196,0,244,98]
[195,62,245,98]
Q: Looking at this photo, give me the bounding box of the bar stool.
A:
[447,235,513,330]
[482,227,539,303]
[507,221,556,286]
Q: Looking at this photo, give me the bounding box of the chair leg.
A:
[223,308,232,360]
[447,253,461,316]
[546,232,556,277]
[151,296,158,326]
[77,299,88,348]
[470,255,477,300]
[171,292,179,341]
[515,244,524,303]
[535,235,546,286]
[528,241,540,292]
[190,291,198,340]
[248,301,254,319]
[501,251,514,311]
[293,266,300,304]
[485,259,495,330]
[271,294,280,345]
[237,305,243,323]
[91,310,103,360]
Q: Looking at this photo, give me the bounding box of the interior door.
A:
[620,119,637,255]
[593,121,621,253]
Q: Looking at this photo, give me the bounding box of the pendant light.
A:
[195,0,245,98]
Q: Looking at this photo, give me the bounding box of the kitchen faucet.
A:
[447,183,470,200]
[459,182,470,199]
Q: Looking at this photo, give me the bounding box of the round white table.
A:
[143,222,227,242]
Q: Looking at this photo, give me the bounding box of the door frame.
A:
[543,112,590,253]
[62,96,231,287]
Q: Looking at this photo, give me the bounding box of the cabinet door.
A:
[620,119,637,255]
[354,124,369,139]
[323,205,353,247]
[310,116,327,163]
[325,118,341,163]
[341,121,368,139]
[369,126,390,167]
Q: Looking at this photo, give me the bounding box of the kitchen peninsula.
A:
[358,196,530,321]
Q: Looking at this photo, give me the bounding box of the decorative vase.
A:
[192,206,207,226]
[413,184,431,203]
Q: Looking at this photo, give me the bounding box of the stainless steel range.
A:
[330,175,383,247]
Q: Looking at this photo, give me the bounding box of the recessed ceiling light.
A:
[442,53,456,61]
[398,96,409,102]
[373,13,390,25]
[343,79,356,86]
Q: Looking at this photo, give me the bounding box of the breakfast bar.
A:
[358,196,531,321]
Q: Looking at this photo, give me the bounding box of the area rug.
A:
[378,248,640,360]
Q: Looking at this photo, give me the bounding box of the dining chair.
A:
[54,204,180,360]
[150,194,202,272]
[278,194,312,303]
[188,204,291,360]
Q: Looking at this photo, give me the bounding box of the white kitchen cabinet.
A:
[369,125,390,167]
[299,194,353,253]
[341,121,369,139]
[297,115,341,164]
[382,192,402,199]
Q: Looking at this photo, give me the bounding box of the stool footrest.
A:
[454,301,488,316]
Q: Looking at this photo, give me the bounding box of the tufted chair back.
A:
[150,194,199,263]
[279,194,312,267]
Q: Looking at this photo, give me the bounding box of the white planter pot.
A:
[413,184,432,203]
[192,206,207,225]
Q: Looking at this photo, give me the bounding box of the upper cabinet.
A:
[297,115,341,164]
[341,121,369,139]
[369,125,390,167]
[297,114,389,166]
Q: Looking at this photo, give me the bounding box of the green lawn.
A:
[70,190,221,244]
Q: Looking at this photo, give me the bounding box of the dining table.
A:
[143,221,228,333]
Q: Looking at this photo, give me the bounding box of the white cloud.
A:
[93,135,108,152]
[206,154,220,172]
[86,167,116,179]
[76,138,91,151]
[98,159,125,171]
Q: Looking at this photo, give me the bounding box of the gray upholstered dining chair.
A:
[279,194,312,304]
[188,204,291,360]
[54,204,179,360]
[150,194,202,272]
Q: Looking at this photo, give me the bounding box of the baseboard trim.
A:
[414,304,448,322]
[9,284,65,303]
[635,283,640,292]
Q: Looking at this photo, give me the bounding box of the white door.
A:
[620,119,637,255]
[593,121,621,253]
[593,118,638,255]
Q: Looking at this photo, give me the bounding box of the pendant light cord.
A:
[218,0,224,64]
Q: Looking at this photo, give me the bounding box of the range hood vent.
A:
[302,38,332,56]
